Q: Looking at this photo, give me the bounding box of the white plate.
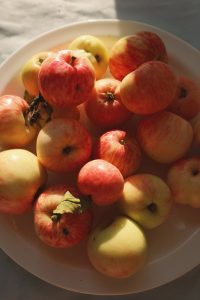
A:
[0,19,200,295]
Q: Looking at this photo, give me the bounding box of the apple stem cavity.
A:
[180,87,188,98]
[62,146,72,155]
[119,139,125,145]
[105,92,115,103]
[70,56,77,66]
[192,169,199,176]
[95,54,101,63]
[147,202,157,213]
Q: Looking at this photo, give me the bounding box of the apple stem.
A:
[70,56,76,65]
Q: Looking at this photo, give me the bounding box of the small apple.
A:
[0,149,47,214]
[109,31,168,80]
[167,157,200,208]
[0,95,39,149]
[94,130,141,177]
[68,35,109,79]
[87,215,147,278]
[84,78,132,129]
[38,49,95,108]
[21,51,52,97]
[77,159,124,206]
[137,111,193,163]
[120,61,177,115]
[118,174,172,229]
[36,118,92,173]
[34,185,93,248]
[168,76,200,119]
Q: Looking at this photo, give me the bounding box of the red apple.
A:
[94,130,141,177]
[84,78,132,129]
[36,118,92,173]
[168,76,200,119]
[167,157,200,208]
[0,149,47,214]
[78,159,124,206]
[0,95,39,149]
[137,111,193,163]
[34,185,93,248]
[120,61,177,115]
[38,49,95,108]
[109,31,168,81]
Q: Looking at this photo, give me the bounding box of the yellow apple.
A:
[87,216,147,278]
[21,51,52,97]
[68,35,109,79]
[118,174,172,229]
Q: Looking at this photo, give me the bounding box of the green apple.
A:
[118,174,172,229]
[21,51,52,97]
[68,35,109,79]
[87,216,147,278]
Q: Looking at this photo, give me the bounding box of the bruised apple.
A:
[0,95,38,149]
[109,31,168,80]
[87,216,147,278]
[0,149,47,214]
[38,49,95,108]
[34,185,93,248]
[36,118,92,173]
[77,159,124,206]
[120,61,177,115]
[68,35,109,79]
[84,78,132,129]
[137,111,193,163]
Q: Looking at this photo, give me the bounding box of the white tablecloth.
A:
[0,0,199,299]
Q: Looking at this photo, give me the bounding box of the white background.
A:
[0,0,199,299]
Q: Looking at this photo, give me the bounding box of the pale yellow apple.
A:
[118,174,172,229]
[87,216,147,278]
[21,51,52,97]
[68,35,109,79]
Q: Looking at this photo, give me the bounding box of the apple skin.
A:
[36,118,92,173]
[84,78,132,129]
[34,185,93,248]
[0,149,47,214]
[120,61,177,115]
[167,157,200,208]
[77,159,124,206]
[192,113,200,146]
[21,51,52,97]
[118,174,172,229]
[87,215,147,278]
[109,31,168,81]
[137,111,193,164]
[68,35,109,79]
[94,130,141,178]
[38,49,95,108]
[0,95,38,149]
[168,76,200,120]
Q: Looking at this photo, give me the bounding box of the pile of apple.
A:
[0,32,200,279]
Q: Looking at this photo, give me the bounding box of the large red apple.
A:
[77,159,124,206]
[120,61,177,115]
[0,149,47,214]
[84,78,132,129]
[109,31,168,81]
[94,130,141,177]
[137,111,193,163]
[38,49,95,108]
[0,95,38,149]
[36,118,92,173]
[34,185,93,248]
